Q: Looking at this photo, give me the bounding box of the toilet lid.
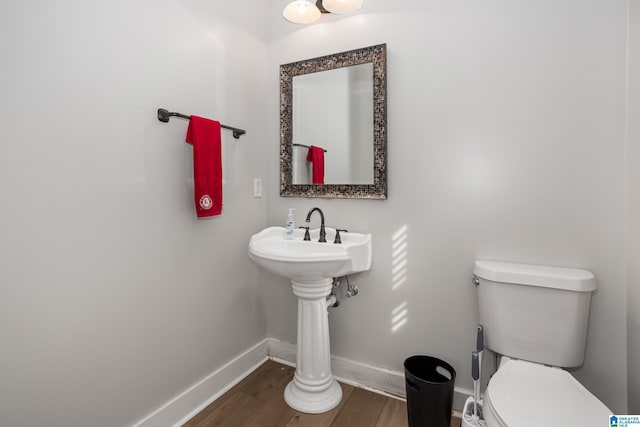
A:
[486,358,611,427]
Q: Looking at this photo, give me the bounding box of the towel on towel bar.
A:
[186,116,222,217]
[306,145,325,185]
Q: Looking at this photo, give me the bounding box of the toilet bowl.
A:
[483,357,610,427]
[474,260,612,427]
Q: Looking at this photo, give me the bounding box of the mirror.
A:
[292,62,374,185]
[280,44,387,199]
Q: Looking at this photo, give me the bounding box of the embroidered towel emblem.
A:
[199,194,213,210]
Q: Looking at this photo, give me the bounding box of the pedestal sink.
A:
[249,226,372,413]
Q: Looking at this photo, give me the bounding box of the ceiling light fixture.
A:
[282,0,322,24]
[282,0,364,24]
[321,0,364,15]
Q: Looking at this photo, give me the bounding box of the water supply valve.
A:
[345,276,359,297]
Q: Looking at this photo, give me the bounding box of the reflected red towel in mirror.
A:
[306,145,325,185]
[185,116,222,217]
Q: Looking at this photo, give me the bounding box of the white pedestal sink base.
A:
[285,279,342,414]
[284,378,342,414]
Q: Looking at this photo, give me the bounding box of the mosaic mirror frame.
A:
[280,44,387,199]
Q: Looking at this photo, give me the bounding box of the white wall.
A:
[266,0,628,412]
[0,1,269,426]
[628,0,640,414]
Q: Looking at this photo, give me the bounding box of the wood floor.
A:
[183,360,461,427]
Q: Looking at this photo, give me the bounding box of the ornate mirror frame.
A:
[280,44,387,199]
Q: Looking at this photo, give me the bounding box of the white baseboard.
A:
[133,337,471,426]
[267,338,471,412]
[268,338,406,398]
[132,339,268,427]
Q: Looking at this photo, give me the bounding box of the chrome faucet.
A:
[305,207,326,242]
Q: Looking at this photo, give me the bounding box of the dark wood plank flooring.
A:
[184,359,461,427]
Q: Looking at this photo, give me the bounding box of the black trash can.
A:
[404,355,456,427]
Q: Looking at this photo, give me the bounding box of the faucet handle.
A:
[334,229,348,244]
[299,226,311,241]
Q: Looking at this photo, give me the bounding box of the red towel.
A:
[306,145,325,185]
[185,116,222,217]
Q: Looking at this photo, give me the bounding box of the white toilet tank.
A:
[474,260,597,367]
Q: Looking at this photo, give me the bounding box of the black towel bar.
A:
[157,108,246,139]
[293,143,327,153]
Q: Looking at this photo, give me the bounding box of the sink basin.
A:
[249,226,372,281]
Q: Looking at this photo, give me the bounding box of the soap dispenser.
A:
[285,208,295,239]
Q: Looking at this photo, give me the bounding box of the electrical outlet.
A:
[254,178,262,198]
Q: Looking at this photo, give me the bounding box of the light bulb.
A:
[283,0,321,24]
[321,0,364,14]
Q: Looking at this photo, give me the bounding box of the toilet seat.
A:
[484,358,611,427]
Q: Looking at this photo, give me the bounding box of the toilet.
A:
[473,260,612,427]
